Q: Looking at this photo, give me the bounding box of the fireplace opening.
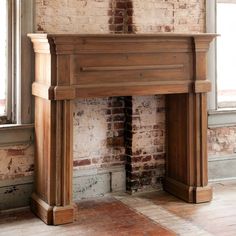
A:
[72,95,166,200]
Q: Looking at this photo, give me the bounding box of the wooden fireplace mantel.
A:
[28,33,216,225]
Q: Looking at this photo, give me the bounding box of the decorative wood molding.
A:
[80,64,185,72]
[54,86,76,100]
[32,82,55,100]
[28,33,216,225]
[194,80,211,93]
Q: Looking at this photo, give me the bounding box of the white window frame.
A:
[207,0,236,127]
[16,0,35,124]
[0,0,34,125]
[0,0,14,123]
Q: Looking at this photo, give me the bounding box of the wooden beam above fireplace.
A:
[29,33,215,99]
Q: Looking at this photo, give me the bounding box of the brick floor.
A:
[74,197,175,235]
[0,197,175,236]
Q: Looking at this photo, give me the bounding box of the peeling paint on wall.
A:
[208,126,236,156]
[73,97,125,171]
[36,0,110,33]
[132,0,205,33]
[0,144,34,181]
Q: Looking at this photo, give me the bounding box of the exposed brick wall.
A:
[208,126,236,156]
[132,0,205,33]
[35,0,110,33]
[125,96,165,193]
[109,0,134,33]
[36,0,135,34]
[36,0,205,35]
[73,97,125,171]
[128,0,205,191]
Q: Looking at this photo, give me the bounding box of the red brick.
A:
[112,108,124,114]
[73,159,91,167]
[142,155,152,162]
[116,2,126,9]
[127,1,133,8]
[7,149,24,156]
[114,122,124,130]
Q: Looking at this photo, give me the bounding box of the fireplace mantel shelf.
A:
[29,33,216,225]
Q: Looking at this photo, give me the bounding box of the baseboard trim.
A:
[31,193,54,225]
[0,206,30,214]
[163,177,212,203]
[1,167,126,211]
[209,154,236,181]
[31,193,74,225]
[0,181,33,211]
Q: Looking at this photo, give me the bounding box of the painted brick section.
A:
[0,144,34,181]
[132,0,205,33]
[36,0,135,34]
[36,0,205,34]
[73,97,125,171]
[36,0,110,33]
[125,96,165,193]
[208,126,236,156]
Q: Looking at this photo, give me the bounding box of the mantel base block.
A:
[164,178,213,203]
[31,193,74,225]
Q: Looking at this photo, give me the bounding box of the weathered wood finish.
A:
[28,33,216,225]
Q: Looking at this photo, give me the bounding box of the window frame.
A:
[7,0,13,121]
[207,0,236,127]
[0,0,13,123]
[0,0,34,126]
[216,0,236,109]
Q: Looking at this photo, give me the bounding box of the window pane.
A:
[0,0,7,116]
[217,3,236,108]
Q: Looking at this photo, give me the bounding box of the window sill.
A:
[208,109,236,128]
[0,123,34,130]
[0,123,34,146]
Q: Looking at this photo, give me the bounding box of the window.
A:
[0,0,11,121]
[0,0,34,125]
[217,0,236,109]
[207,0,236,127]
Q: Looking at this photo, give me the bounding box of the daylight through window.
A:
[217,1,236,108]
[0,0,8,116]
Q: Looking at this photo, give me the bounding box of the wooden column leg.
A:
[164,93,212,203]
[31,98,74,225]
